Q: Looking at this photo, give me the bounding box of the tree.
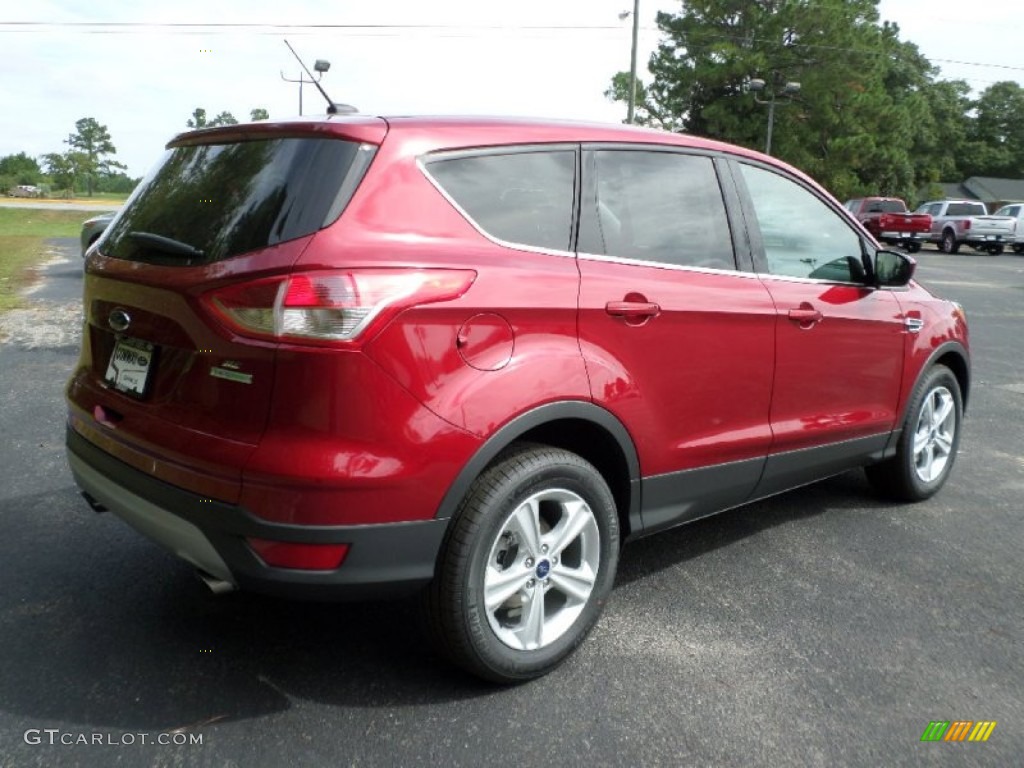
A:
[66,117,126,197]
[606,0,945,201]
[0,152,42,185]
[964,81,1024,178]
[186,107,209,128]
[210,111,238,126]
[188,107,269,128]
[41,152,84,198]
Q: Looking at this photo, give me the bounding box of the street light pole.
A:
[280,59,330,116]
[749,78,801,155]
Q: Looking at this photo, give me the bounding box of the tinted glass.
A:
[866,200,905,213]
[947,202,986,216]
[579,151,735,270]
[428,151,575,251]
[739,163,864,282]
[103,138,367,265]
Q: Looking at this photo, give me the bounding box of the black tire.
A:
[865,365,963,501]
[940,230,960,254]
[904,241,921,253]
[424,443,619,683]
[1013,244,1024,254]
[988,245,1004,255]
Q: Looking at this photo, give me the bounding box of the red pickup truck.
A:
[844,197,932,252]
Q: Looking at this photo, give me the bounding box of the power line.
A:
[2,20,1020,75]
[0,21,659,32]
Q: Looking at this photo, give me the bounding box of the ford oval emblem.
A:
[109,308,131,333]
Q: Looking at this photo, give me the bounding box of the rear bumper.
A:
[879,231,928,241]
[66,427,448,600]
[964,234,1009,245]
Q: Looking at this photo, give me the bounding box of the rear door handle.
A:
[605,301,661,319]
[787,306,822,325]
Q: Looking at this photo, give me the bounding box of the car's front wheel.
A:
[425,444,619,683]
[866,365,963,501]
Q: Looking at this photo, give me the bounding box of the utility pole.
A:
[626,0,640,124]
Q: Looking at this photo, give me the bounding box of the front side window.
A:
[578,150,735,270]
[738,163,864,282]
[426,150,576,251]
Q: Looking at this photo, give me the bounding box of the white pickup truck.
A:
[992,203,1024,254]
[915,200,1017,255]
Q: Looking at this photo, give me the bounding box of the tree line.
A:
[2,106,269,199]
[606,0,1024,203]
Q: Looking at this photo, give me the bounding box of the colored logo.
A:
[921,721,997,742]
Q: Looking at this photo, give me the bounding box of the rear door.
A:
[67,130,381,502]
[730,160,905,497]
[575,147,777,533]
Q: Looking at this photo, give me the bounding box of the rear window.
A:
[865,200,906,213]
[102,138,373,265]
[947,202,986,216]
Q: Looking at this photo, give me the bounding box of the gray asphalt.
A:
[0,244,1021,766]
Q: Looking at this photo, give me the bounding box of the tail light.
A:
[202,269,476,346]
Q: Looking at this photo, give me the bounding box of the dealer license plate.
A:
[104,337,155,396]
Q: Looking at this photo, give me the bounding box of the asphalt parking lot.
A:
[0,242,1021,766]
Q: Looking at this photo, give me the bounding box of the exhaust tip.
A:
[81,491,108,513]
[196,569,237,595]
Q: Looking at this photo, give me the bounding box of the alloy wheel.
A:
[912,386,956,483]
[483,488,601,651]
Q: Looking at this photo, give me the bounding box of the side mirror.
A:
[873,249,915,287]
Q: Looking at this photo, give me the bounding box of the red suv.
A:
[66,115,969,682]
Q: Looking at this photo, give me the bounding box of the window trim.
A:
[418,143,581,257]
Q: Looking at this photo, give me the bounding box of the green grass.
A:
[0,208,103,311]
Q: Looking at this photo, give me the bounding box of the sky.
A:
[1,1,1022,178]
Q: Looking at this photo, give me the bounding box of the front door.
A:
[732,161,905,496]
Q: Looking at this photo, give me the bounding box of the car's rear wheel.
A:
[988,245,1004,255]
[940,230,960,254]
[904,241,921,253]
[866,365,963,501]
[1013,243,1024,254]
[425,443,619,683]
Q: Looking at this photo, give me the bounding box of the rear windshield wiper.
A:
[126,231,205,260]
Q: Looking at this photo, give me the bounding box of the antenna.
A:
[283,39,357,115]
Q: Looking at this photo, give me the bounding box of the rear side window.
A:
[578,150,735,270]
[102,138,372,265]
[426,150,576,251]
